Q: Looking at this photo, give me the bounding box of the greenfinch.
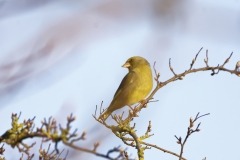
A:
[100,56,153,120]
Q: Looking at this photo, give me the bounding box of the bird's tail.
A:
[98,109,112,121]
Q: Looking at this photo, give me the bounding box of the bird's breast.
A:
[127,67,153,105]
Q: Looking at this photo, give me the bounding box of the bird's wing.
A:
[113,71,136,99]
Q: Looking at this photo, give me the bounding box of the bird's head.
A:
[122,56,150,71]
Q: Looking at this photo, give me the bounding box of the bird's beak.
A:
[122,62,131,68]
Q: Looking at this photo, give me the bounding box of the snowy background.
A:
[0,0,240,159]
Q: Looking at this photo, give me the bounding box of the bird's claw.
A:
[140,99,148,104]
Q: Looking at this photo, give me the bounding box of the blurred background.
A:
[0,0,240,159]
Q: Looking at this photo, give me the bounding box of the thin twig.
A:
[175,113,210,160]
[141,142,186,160]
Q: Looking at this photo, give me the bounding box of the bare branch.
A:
[175,113,210,160]
[189,47,203,70]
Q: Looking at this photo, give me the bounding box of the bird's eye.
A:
[130,59,133,62]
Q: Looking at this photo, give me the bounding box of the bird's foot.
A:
[140,99,148,108]
[140,99,148,104]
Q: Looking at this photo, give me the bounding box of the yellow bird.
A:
[101,56,153,120]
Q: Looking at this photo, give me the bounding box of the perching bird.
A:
[100,56,153,120]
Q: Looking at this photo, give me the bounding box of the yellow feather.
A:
[101,56,153,120]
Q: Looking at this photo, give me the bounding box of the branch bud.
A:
[131,141,135,146]
[237,61,240,67]
[236,61,240,72]
[189,117,194,128]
